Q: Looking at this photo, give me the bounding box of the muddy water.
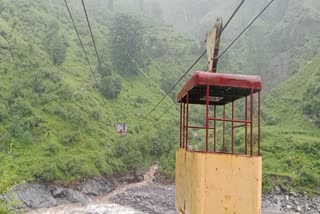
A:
[29,203,142,214]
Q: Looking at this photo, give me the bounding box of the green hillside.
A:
[262,56,320,193]
[0,0,194,189]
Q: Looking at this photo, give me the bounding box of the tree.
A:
[96,63,112,77]
[303,78,320,127]
[47,35,66,66]
[160,70,178,100]
[99,76,122,99]
[43,21,66,66]
[110,14,146,75]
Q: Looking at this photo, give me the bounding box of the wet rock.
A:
[52,187,65,198]
[63,189,91,205]
[274,196,282,211]
[118,174,137,184]
[262,199,272,209]
[77,177,114,196]
[135,169,145,182]
[275,186,282,194]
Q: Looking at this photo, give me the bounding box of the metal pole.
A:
[245,96,248,155]
[214,105,216,152]
[258,91,261,156]
[208,118,251,123]
[250,89,254,156]
[206,84,209,152]
[223,105,226,152]
[232,101,234,154]
[182,103,185,148]
[186,93,189,151]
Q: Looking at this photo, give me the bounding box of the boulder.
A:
[275,186,282,194]
[52,187,65,198]
[135,169,145,182]
[78,177,114,196]
[9,183,56,209]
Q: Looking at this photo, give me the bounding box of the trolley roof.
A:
[177,71,262,105]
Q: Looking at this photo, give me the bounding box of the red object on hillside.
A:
[114,123,128,135]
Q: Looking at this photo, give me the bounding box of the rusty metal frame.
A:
[179,85,261,156]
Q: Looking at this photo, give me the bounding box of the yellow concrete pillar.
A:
[175,149,262,214]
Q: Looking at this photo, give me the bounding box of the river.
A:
[27,164,320,214]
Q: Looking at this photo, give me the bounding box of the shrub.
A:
[299,170,318,186]
[56,85,73,101]
[43,142,60,156]
[53,105,69,119]
[32,74,46,94]
[33,162,60,182]
[59,131,81,146]
[158,149,176,178]
[58,157,98,179]
[0,201,10,214]
[99,76,122,99]
[303,79,320,126]
[45,34,66,66]
[0,103,8,122]
[135,96,147,104]
[9,98,33,117]
[113,137,144,172]
[8,117,24,138]
[69,112,88,128]
[10,83,26,99]
[96,63,112,77]
[0,162,17,194]
[0,162,18,213]
[90,110,101,120]
[262,174,272,193]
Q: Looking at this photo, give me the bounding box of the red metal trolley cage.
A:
[177,71,262,156]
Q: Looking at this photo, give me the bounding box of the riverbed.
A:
[26,164,320,214]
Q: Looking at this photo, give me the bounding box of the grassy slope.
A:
[262,56,320,193]
[0,0,186,185]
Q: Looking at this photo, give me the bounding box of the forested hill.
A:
[0,0,319,199]
[261,56,320,193]
[158,0,320,90]
[0,0,197,187]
